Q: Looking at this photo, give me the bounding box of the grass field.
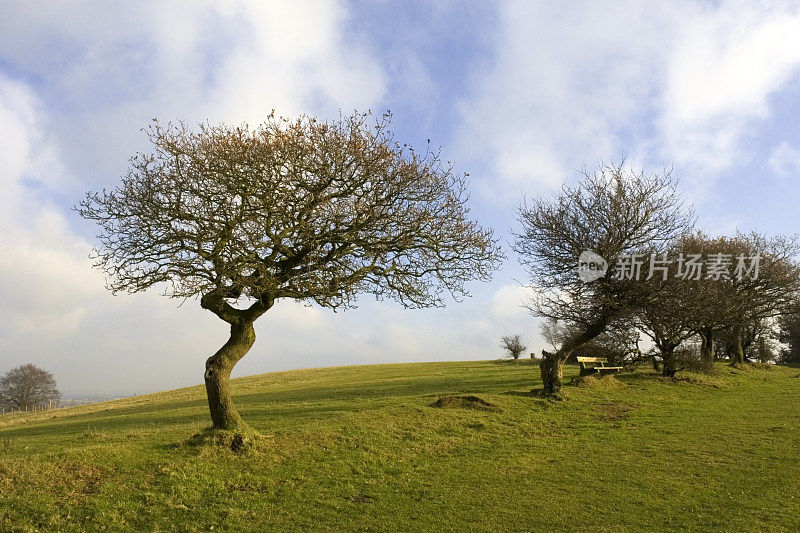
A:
[1,360,799,532]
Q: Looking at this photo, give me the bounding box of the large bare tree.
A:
[78,112,502,433]
[514,162,693,393]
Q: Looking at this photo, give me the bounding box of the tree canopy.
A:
[79,111,502,432]
[513,161,693,392]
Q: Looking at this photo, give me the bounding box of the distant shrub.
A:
[499,335,527,360]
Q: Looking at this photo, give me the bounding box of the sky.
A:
[1,0,799,396]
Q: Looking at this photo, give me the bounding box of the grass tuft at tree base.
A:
[183,425,261,453]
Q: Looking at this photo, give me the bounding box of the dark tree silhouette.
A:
[779,312,800,365]
[0,364,60,410]
[78,111,502,433]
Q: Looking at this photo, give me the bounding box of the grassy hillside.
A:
[1,361,799,532]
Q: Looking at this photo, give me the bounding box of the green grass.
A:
[2,360,800,532]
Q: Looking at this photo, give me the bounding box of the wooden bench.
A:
[576,356,623,377]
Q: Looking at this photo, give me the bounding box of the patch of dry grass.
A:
[572,373,627,389]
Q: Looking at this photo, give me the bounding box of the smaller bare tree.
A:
[514,161,693,393]
[500,335,527,359]
[0,364,61,410]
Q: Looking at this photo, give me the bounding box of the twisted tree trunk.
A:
[699,328,715,366]
[651,353,662,371]
[730,323,745,365]
[539,351,566,394]
[204,321,256,430]
[661,348,677,377]
[656,340,680,377]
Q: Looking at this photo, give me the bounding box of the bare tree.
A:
[590,320,642,366]
[0,364,60,410]
[638,295,696,376]
[78,111,502,433]
[717,318,775,362]
[513,161,693,393]
[557,318,641,366]
[677,232,757,366]
[500,335,527,359]
[750,319,782,363]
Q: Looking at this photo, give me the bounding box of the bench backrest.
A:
[576,356,608,365]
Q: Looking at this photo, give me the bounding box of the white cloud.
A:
[660,2,800,179]
[455,1,672,199]
[201,1,385,123]
[0,1,515,396]
[0,75,102,338]
[0,1,390,394]
[489,284,533,321]
[664,7,800,124]
[9,1,799,397]
[0,0,387,187]
[457,0,800,201]
[768,141,800,177]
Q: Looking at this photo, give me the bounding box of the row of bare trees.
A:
[637,232,799,375]
[514,162,800,392]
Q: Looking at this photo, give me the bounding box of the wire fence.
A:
[0,401,61,415]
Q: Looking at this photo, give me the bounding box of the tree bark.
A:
[730,323,745,365]
[656,340,680,377]
[699,328,715,366]
[539,351,567,394]
[204,321,256,430]
[660,348,677,377]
